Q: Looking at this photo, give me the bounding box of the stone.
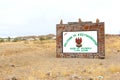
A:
[98,76,104,79]
[88,77,93,80]
[96,18,99,23]
[60,19,63,24]
[11,77,17,80]
[117,50,120,52]
[78,18,82,23]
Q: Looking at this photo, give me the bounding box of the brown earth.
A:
[0,36,120,80]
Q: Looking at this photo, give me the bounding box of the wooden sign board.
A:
[56,19,105,59]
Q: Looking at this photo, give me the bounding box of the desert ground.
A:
[0,35,120,80]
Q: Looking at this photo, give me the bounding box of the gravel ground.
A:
[0,36,120,80]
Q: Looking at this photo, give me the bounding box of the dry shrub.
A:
[106,48,111,54]
[33,41,42,44]
[28,76,36,80]
[108,64,120,73]
[24,41,29,44]
[31,40,55,49]
[92,66,106,76]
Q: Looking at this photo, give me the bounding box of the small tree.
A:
[7,36,11,42]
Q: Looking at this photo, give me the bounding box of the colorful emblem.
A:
[75,37,82,47]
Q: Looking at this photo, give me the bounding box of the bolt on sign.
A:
[56,18,105,59]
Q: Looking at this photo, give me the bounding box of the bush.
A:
[46,36,51,40]
[39,36,51,41]
[0,38,4,42]
[12,38,20,42]
[39,37,46,41]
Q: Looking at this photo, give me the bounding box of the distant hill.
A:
[105,34,120,36]
[16,34,56,41]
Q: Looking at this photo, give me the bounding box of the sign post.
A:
[56,19,105,59]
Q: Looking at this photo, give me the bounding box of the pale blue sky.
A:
[0,0,119,37]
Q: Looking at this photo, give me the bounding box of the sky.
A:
[0,0,120,38]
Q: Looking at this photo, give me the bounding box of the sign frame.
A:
[56,19,105,59]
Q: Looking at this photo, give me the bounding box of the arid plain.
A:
[0,35,120,80]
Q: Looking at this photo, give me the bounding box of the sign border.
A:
[56,21,105,59]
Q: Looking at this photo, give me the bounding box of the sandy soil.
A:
[0,36,120,80]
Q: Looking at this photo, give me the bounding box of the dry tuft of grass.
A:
[108,64,120,73]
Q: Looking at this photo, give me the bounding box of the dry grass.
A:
[109,64,120,73]
[0,36,120,80]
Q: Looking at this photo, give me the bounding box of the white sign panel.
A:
[63,31,98,53]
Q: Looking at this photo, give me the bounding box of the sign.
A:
[63,31,98,53]
[56,19,105,58]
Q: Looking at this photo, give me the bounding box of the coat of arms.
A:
[75,37,82,47]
